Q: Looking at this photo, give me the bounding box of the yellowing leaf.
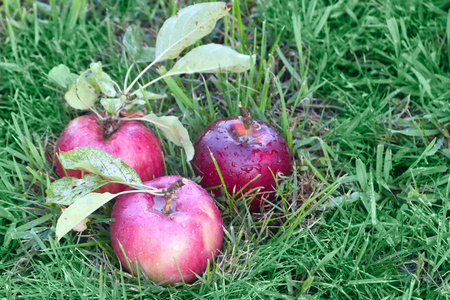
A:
[64,74,98,110]
[64,85,86,110]
[155,2,230,62]
[76,76,98,106]
[166,44,255,75]
[56,192,116,241]
[72,217,90,232]
[137,114,194,161]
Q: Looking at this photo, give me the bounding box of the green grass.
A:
[1,0,450,298]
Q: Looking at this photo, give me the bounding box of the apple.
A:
[192,105,292,210]
[55,114,165,193]
[110,175,223,285]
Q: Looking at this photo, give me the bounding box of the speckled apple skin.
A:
[192,117,292,210]
[55,114,165,193]
[110,175,223,285]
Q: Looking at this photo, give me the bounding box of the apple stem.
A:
[99,116,122,140]
[162,178,188,214]
[238,102,253,142]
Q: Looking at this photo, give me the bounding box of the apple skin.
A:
[55,114,165,193]
[110,175,223,285]
[192,117,292,210]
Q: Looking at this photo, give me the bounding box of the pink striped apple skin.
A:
[55,114,165,193]
[110,175,223,284]
[192,117,292,210]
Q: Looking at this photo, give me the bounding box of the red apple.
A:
[55,114,165,193]
[192,109,292,210]
[110,175,223,285]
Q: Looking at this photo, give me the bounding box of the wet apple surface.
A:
[192,116,292,210]
[110,175,223,285]
[55,114,165,193]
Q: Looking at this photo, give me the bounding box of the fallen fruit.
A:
[55,114,165,193]
[192,105,292,210]
[110,175,223,284]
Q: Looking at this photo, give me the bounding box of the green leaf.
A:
[58,147,142,184]
[123,25,156,63]
[77,75,98,105]
[64,85,85,109]
[100,98,123,114]
[90,62,117,97]
[166,44,255,75]
[46,174,110,206]
[56,192,117,241]
[64,74,98,110]
[48,64,78,89]
[155,2,230,62]
[136,114,194,161]
[135,90,167,101]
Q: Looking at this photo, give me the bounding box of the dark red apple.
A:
[110,175,223,285]
[192,108,292,210]
[55,114,165,193]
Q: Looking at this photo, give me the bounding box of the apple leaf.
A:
[76,75,98,105]
[155,2,230,62]
[100,98,123,114]
[64,74,98,110]
[166,44,256,75]
[48,64,78,89]
[135,90,167,101]
[46,174,110,206]
[56,192,117,241]
[64,85,85,109]
[123,25,156,63]
[90,62,117,97]
[58,147,142,184]
[136,114,194,161]
[72,217,90,232]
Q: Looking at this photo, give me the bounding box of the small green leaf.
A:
[136,114,194,161]
[77,75,98,105]
[135,90,167,101]
[123,25,156,63]
[100,98,123,114]
[48,64,78,89]
[65,74,99,110]
[90,62,117,97]
[58,147,142,184]
[155,2,231,62]
[64,85,85,110]
[46,174,110,206]
[166,44,255,75]
[56,192,117,241]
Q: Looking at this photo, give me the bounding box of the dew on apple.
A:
[192,104,292,210]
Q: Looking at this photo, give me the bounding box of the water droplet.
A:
[241,167,253,173]
[181,223,187,228]
[231,162,237,167]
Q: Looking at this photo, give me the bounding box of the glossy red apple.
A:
[55,114,165,193]
[192,107,292,210]
[110,175,223,285]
